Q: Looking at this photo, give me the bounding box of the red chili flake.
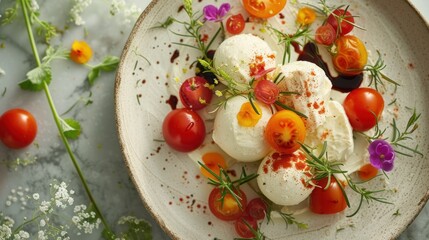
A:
[295,161,306,170]
[408,63,415,69]
[272,155,293,171]
[200,34,209,42]
[318,107,326,114]
[313,101,320,109]
[279,13,285,19]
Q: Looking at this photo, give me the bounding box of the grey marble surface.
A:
[0,0,428,239]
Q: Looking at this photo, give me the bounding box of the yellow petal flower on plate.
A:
[236,101,261,127]
[70,40,93,64]
[296,7,316,25]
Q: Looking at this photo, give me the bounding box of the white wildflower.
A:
[0,224,12,239]
[39,219,46,227]
[110,0,125,16]
[4,216,15,227]
[38,230,47,240]
[33,193,40,200]
[39,200,51,214]
[30,0,39,11]
[53,182,74,209]
[72,205,101,234]
[14,230,30,239]
[69,0,93,25]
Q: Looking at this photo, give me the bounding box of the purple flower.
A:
[368,139,395,172]
[203,3,230,22]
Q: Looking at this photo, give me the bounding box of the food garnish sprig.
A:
[199,162,258,209]
[364,51,400,91]
[269,25,311,64]
[300,142,392,217]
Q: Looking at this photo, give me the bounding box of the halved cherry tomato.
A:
[200,152,227,180]
[245,198,267,220]
[234,215,258,238]
[162,108,205,152]
[226,14,246,35]
[179,76,213,110]
[296,7,316,25]
[358,163,379,181]
[309,177,347,214]
[343,87,384,132]
[315,24,336,46]
[0,108,37,149]
[208,187,247,221]
[332,35,367,76]
[327,9,355,36]
[242,0,287,19]
[264,110,306,154]
[254,79,280,105]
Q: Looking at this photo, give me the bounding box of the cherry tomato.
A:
[315,24,336,46]
[208,187,247,221]
[358,163,379,181]
[162,108,205,152]
[309,177,347,214]
[254,79,280,105]
[242,0,287,19]
[179,76,213,110]
[226,14,246,35]
[343,88,384,132]
[332,35,367,76]
[245,198,267,220]
[234,215,258,238]
[0,108,37,149]
[264,110,306,154]
[326,9,355,36]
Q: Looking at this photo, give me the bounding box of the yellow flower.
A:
[236,102,262,127]
[296,7,316,25]
[70,40,93,64]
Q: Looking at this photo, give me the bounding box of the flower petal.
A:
[381,161,394,172]
[203,5,218,21]
[384,151,395,161]
[369,154,383,169]
[376,144,389,155]
[218,3,231,17]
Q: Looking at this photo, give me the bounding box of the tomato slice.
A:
[342,88,384,132]
[358,163,379,181]
[208,187,247,221]
[326,9,355,36]
[315,24,336,46]
[234,215,258,238]
[200,152,227,180]
[242,0,287,19]
[0,108,37,149]
[332,35,367,76]
[226,14,246,35]
[264,110,306,154]
[309,177,347,214]
[245,198,267,220]
[162,108,206,152]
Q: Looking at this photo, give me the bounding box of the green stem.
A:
[19,0,114,237]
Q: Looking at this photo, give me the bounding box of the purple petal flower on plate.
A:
[203,3,231,22]
[368,139,395,172]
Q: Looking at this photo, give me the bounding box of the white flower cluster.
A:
[72,205,101,235]
[109,0,142,24]
[69,0,93,25]
[0,215,14,239]
[53,182,75,209]
[5,187,30,210]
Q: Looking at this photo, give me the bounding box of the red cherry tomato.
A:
[245,198,267,220]
[179,76,213,110]
[162,108,205,152]
[326,9,355,36]
[0,108,37,149]
[332,35,367,76]
[315,24,336,46]
[234,215,258,238]
[208,187,247,221]
[343,88,384,132]
[226,14,246,35]
[309,177,347,214]
[242,0,287,19]
[254,80,280,105]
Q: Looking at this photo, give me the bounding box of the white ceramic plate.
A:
[115,0,429,239]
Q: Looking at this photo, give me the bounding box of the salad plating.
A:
[157,0,423,238]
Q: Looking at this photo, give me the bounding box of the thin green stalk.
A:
[19,0,114,237]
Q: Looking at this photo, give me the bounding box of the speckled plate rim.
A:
[114,1,429,239]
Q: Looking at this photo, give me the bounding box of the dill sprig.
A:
[390,108,423,157]
[199,162,258,209]
[365,51,400,91]
[342,175,392,217]
[154,0,221,61]
[269,26,311,64]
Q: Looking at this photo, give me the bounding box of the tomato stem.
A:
[19,0,114,237]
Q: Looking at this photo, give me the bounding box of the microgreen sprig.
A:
[365,51,400,91]
[199,162,258,209]
[269,26,311,64]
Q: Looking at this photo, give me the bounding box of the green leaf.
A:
[87,56,119,85]
[61,118,81,139]
[19,65,52,91]
[88,68,101,85]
